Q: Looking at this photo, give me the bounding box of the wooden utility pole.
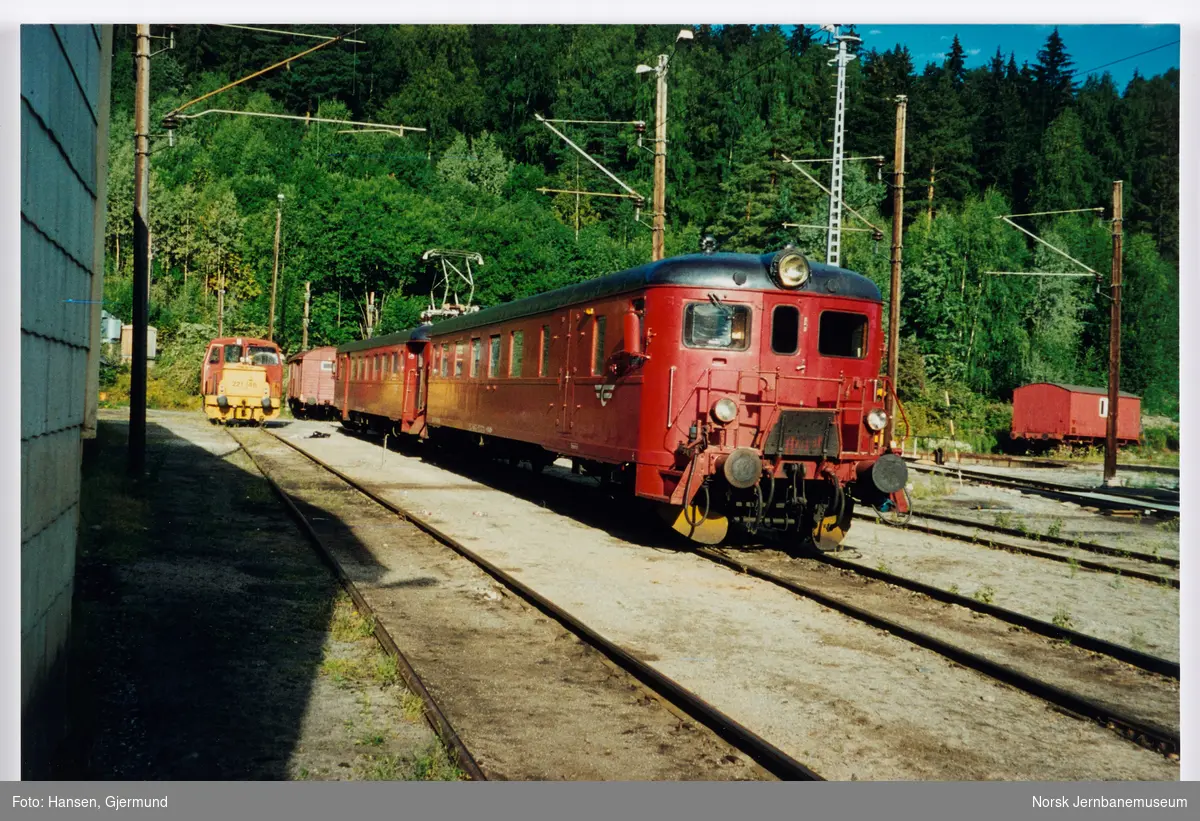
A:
[885,95,907,448]
[129,24,151,476]
[302,281,311,349]
[268,192,284,340]
[366,291,375,338]
[1104,180,1124,486]
[651,52,668,261]
[217,270,225,337]
[926,164,936,225]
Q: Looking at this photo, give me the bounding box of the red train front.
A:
[333,248,908,550]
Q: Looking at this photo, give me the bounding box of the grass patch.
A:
[1045,518,1064,539]
[355,744,464,782]
[370,652,399,686]
[320,657,368,687]
[330,596,376,642]
[356,732,386,748]
[1066,557,1080,578]
[972,585,996,605]
[411,744,464,781]
[1155,517,1180,533]
[399,690,426,723]
[1051,606,1074,630]
[992,512,1012,530]
[908,475,954,500]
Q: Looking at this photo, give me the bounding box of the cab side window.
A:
[208,347,221,364]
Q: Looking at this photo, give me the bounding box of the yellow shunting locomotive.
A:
[200,336,284,424]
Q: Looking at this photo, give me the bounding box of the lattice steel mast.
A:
[823,25,859,268]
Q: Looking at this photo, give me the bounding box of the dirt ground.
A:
[277,419,1177,782]
[232,425,766,781]
[715,549,1178,737]
[65,410,456,780]
[907,470,1181,561]
[867,472,1181,660]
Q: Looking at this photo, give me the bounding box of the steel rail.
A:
[264,428,822,781]
[908,463,1179,515]
[905,453,1180,477]
[854,512,1179,588]
[813,553,1179,679]
[228,429,487,781]
[883,508,1178,569]
[697,548,1178,757]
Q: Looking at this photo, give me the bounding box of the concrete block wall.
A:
[20,23,109,776]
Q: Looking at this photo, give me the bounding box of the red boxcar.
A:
[334,249,909,550]
[286,345,338,418]
[1011,382,1141,446]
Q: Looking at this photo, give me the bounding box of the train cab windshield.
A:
[248,345,280,366]
[818,311,868,359]
[684,302,751,351]
[223,345,244,363]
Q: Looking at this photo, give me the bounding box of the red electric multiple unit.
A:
[330,249,909,549]
[1011,382,1141,447]
[286,345,338,419]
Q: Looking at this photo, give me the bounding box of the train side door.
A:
[557,311,575,434]
[340,353,351,418]
[202,345,222,396]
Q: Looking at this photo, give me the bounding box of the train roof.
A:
[285,345,338,363]
[337,250,880,353]
[338,324,432,354]
[1017,382,1140,399]
[208,336,278,347]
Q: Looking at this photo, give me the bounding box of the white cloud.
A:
[939,35,949,41]
[934,52,946,59]
[968,48,981,56]
[868,29,882,35]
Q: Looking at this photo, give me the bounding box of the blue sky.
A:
[853,24,1179,89]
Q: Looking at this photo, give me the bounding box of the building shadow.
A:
[58,418,390,780]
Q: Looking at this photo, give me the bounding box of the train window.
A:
[771,305,800,355]
[510,331,524,377]
[540,325,551,376]
[442,343,450,377]
[392,352,399,375]
[208,347,221,364]
[489,335,501,377]
[321,361,334,372]
[818,311,868,359]
[455,342,465,378]
[224,345,244,363]
[471,338,482,378]
[248,345,279,366]
[683,302,750,351]
[592,315,607,375]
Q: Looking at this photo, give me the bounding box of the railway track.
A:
[812,551,1179,679]
[909,462,1180,516]
[695,547,1178,757]
[226,428,487,781]
[257,426,822,781]
[268,421,1178,771]
[908,452,1179,476]
[854,511,1179,588]
[327,423,1178,681]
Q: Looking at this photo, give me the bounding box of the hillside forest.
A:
[101,24,1180,445]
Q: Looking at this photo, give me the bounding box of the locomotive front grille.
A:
[762,410,840,459]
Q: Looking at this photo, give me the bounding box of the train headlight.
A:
[866,408,888,431]
[771,247,811,289]
[711,397,739,424]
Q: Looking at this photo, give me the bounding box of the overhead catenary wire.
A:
[212,24,367,45]
[1069,40,1179,78]
[174,108,425,135]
